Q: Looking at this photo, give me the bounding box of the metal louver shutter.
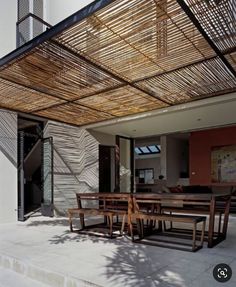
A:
[17,0,30,46]
[33,0,44,37]
[17,0,45,47]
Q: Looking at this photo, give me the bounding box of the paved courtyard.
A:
[0,215,235,287]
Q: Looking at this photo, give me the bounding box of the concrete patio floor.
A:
[0,215,235,287]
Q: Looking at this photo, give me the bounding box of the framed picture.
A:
[135,168,154,184]
[211,145,236,183]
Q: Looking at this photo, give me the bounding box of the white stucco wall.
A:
[135,157,161,180]
[0,110,17,223]
[90,130,116,146]
[0,0,17,58]
[45,0,94,26]
[160,136,167,179]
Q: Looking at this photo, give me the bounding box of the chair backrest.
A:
[76,193,130,210]
[132,194,161,213]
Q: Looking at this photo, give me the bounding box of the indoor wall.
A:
[190,126,236,185]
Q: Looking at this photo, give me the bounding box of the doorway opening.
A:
[18,116,53,221]
[99,145,115,193]
[134,133,189,192]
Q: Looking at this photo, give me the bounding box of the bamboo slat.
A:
[56,0,215,82]
[77,86,167,116]
[0,78,65,112]
[136,57,236,104]
[34,103,113,126]
[0,41,122,101]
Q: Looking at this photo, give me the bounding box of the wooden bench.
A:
[68,193,129,238]
[161,196,224,238]
[161,207,223,235]
[131,195,206,252]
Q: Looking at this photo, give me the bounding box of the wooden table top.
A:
[133,192,231,200]
[75,192,231,200]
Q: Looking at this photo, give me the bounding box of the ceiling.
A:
[0,0,235,127]
[89,92,236,137]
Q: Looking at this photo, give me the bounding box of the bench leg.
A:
[121,214,126,235]
[137,219,144,239]
[200,220,206,247]
[163,220,167,231]
[68,212,73,232]
[218,213,222,235]
[109,215,113,238]
[169,211,173,230]
[130,217,134,241]
[163,216,172,231]
[136,219,143,239]
[79,214,85,229]
[104,215,107,225]
[192,222,197,251]
[141,219,144,238]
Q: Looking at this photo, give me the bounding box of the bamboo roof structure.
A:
[0,0,235,126]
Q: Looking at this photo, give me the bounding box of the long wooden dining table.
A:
[131,192,231,248]
[69,192,231,248]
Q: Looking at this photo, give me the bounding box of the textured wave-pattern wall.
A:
[0,109,17,223]
[44,121,99,215]
[0,109,17,167]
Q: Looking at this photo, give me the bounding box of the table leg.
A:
[127,195,133,235]
[156,203,162,232]
[222,196,231,238]
[208,197,216,248]
[192,222,196,251]
[200,220,206,247]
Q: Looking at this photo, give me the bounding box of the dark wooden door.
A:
[99,145,115,193]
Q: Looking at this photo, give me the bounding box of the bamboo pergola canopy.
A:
[0,0,235,126]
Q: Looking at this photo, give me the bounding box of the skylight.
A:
[134,147,142,155]
[139,147,149,153]
[135,145,161,155]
